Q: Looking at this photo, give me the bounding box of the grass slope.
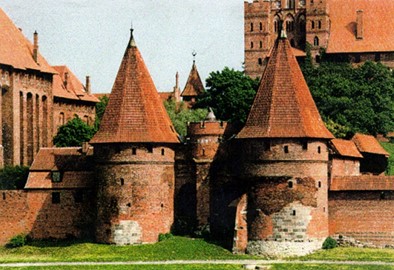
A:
[0,237,252,263]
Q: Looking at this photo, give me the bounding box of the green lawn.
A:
[0,265,243,270]
[0,236,252,263]
[381,142,394,175]
[298,247,394,262]
[272,264,394,270]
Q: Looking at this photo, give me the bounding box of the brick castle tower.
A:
[237,30,334,256]
[90,29,179,245]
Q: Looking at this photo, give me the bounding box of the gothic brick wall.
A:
[0,191,29,244]
[27,189,95,240]
[329,191,394,246]
[330,158,360,177]
[94,144,175,244]
[0,67,53,166]
[53,99,96,134]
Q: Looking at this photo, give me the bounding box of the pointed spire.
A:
[91,29,178,144]
[205,108,217,122]
[237,35,333,139]
[129,27,136,48]
[180,54,205,98]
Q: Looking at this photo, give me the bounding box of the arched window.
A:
[314,36,319,46]
[318,20,322,29]
[250,22,254,32]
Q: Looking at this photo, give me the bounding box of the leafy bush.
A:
[158,233,173,242]
[53,116,96,147]
[6,234,27,248]
[322,236,337,249]
[0,165,29,190]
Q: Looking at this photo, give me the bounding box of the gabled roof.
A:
[352,133,389,156]
[90,30,179,144]
[53,65,99,103]
[237,35,333,139]
[330,175,394,191]
[0,8,55,74]
[26,147,94,189]
[181,62,205,97]
[330,139,363,159]
[326,0,394,54]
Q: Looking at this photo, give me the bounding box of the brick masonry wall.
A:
[329,191,394,246]
[0,190,29,244]
[331,158,360,177]
[95,144,175,244]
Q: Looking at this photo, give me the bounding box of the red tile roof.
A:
[237,36,333,139]
[352,133,389,156]
[90,30,179,144]
[330,139,363,159]
[326,0,394,54]
[53,66,99,103]
[181,62,205,97]
[330,175,394,191]
[26,147,94,189]
[0,8,55,74]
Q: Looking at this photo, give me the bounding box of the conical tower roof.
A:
[90,30,179,144]
[237,34,333,139]
[181,61,205,97]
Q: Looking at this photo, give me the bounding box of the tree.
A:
[195,67,259,127]
[302,60,394,136]
[53,116,96,147]
[94,95,109,130]
[164,100,207,138]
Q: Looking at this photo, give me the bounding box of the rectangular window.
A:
[52,192,60,204]
[51,171,62,183]
[132,148,137,155]
[147,145,153,153]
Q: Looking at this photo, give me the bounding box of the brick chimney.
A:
[86,76,91,94]
[64,72,69,89]
[33,31,39,63]
[356,10,363,39]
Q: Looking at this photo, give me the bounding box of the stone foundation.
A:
[247,239,323,257]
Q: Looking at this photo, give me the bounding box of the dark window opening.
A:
[323,207,326,212]
[292,210,296,216]
[126,202,131,207]
[120,178,124,186]
[259,22,263,31]
[52,192,60,204]
[250,41,254,49]
[202,149,205,156]
[51,171,62,183]
[274,21,278,33]
[284,145,289,153]
[380,192,386,200]
[147,145,153,153]
[74,191,83,203]
[318,181,322,188]
[260,41,263,48]
[314,36,319,46]
[161,148,165,156]
[311,21,315,29]
[318,146,321,153]
[264,141,271,151]
[132,148,137,155]
[288,181,293,188]
[375,53,381,62]
[2,192,5,200]
[258,58,263,65]
[250,22,254,32]
[318,20,322,29]
[302,140,308,150]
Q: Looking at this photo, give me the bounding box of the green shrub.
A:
[158,233,173,242]
[0,166,29,190]
[322,236,337,249]
[6,234,27,248]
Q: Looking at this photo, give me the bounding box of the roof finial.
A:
[129,21,136,47]
[278,19,287,39]
[192,50,197,65]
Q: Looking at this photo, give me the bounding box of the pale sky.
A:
[1,0,244,93]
